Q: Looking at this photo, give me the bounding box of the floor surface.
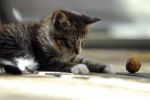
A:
[0,49,150,100]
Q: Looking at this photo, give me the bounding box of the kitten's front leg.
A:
[73,57,115,74]
[38,60,89,74]
[60,62,89,74]
[71,64,89,74]
[0,57,38,74]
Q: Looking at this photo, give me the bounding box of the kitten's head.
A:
[41,10,100,55]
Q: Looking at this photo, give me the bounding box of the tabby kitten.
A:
[0,10,115,74]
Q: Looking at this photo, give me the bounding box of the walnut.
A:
[126,58,141,73]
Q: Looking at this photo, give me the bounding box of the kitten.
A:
[0,10,115,75]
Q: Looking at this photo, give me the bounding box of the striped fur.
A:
[0,10,115,74]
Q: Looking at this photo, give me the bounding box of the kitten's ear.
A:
[83,15,101,25]
[51,10,71,30]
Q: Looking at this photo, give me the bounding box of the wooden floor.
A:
[0,49,150,100]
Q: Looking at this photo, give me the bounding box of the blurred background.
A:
[0,1,150,100]
[0,0,150,49]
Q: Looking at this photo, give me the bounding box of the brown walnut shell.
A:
[126,58,141,73]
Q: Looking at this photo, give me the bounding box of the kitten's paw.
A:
[71,64,89,74]
[15,57,38,73]
[103,65,116,74]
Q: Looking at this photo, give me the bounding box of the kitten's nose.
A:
[74,41,81,55]
[74,43,81,55]
[75,48,80,55]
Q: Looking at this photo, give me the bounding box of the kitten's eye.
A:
[69,40,75,45]
[57,40,66,47]
[67,40,74,48]
[56,38,75,48]
[62,22,71,30]
[81,31,84,34]
[81,41,85,46]
[81,30,86,35]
